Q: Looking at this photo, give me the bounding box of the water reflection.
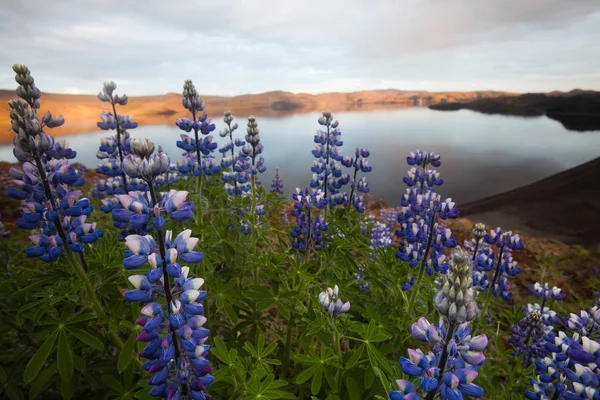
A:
[1,108,599,204]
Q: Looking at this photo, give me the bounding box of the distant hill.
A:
[429,90,600,131]
[0,89,514,143]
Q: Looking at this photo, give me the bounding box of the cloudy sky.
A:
[1,0,599,96]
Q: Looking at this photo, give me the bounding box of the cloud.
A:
[0,0,599,95]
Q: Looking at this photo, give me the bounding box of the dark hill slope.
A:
[460,157,600,245]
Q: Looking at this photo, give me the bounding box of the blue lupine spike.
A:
[8,66,98,262]
[390,250,487,400]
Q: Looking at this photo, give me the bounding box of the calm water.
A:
[2,108,600,205]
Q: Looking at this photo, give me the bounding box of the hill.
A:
[0,89,513,143]
[429,90,600,131]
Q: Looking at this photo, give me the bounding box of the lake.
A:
[1,108,600,206]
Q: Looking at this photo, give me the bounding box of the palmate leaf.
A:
[242,374,294,400]
[23,329,59,383]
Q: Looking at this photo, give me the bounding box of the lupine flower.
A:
[391,248,486,400]
[395,151,459,308]
[434,249,478,324]
[370,222,393,251]
[290,188,328,252]
[530,282,566,302]
[342,147,372,212]
[7,65,98,262]
[509,305,553,364]
[96,81,138,193]
[270,167,284,195]
[175,80,217,173]
[401,276,415,291]
[112,190,193,240]
[311,111,350,206]
[564,309,600,338]
[123,138,170,182]
[123,229,213,399]
[318,285,350,317]
[218,111,246,195]
[524,328,600,400]
[470,227,524,324]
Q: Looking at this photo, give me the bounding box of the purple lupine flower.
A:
[342,147,372,213]
[530,282,566,302]
[509,304,553,365]
[391,249,487,400]
[123,228,213,399]
[290,188,328,252]
[96,81,138,194]
[318,285,350,317]
[472,227,524,323]
[270,167,284,195]
[563,309,600,338]
[218,111,246,196]
[111,190,194,240]
[175,80,216,177]
[395,151,459,304]
[7,65,98,263]
[311,111,350,207]
[524,328,600,400]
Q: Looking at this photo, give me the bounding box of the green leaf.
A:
[64,314,97,325]
[4,386,24,400]
[102,375,125,393]
[224,302,238,324]
[68,327,105,351]
[292,353,319,365]
[346,377,361,400]
[346,343,365,369]
[364,367,375,389]
[60,376,74,400]
[211,337,233,364]
[294,364,320,384]
[23,329,59,383]
[117,331,136,373]
[57,329,74,381]
[0,365,6,383]
[29,363,57,400]
[310,366,323,395]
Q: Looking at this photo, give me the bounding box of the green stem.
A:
[330,316,343,395]
[475,246,505,331]
[407,214,436,313]
[281,315,294,377]
[251,173,258,284]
